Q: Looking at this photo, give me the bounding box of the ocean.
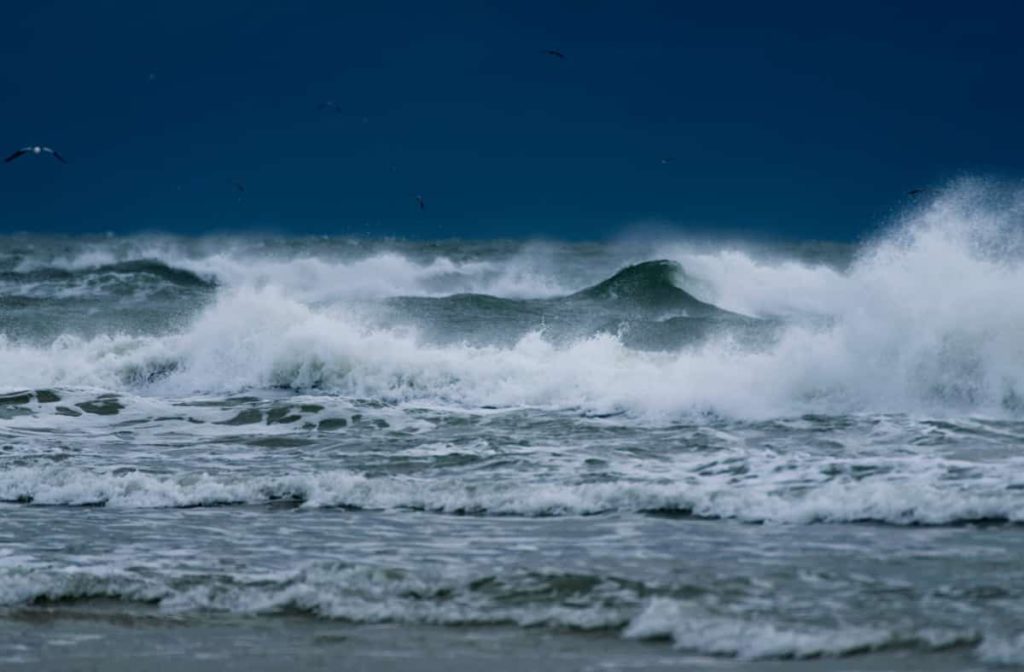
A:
[2,189,1024,670]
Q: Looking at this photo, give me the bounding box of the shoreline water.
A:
[0,606,985,672]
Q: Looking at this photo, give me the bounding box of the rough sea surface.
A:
[3,187,1024,670]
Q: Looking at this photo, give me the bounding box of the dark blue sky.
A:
[1,0,1021,239]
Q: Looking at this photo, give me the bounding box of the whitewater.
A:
[3,181,1024,670]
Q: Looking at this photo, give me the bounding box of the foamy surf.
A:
[2,183,1024,419]
[3,181,1024,669]
[3,451,1024,524]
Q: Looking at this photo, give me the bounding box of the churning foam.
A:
[4,449,1024,523]
[1,180,1023,419]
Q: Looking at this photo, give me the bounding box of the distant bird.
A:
[416,194,425,210]
[659,157,673,165]
[907,188,928,197]
[5,146,67,164]
[318,101,343,114]
[231,180,246,193]
[543,50,566,60]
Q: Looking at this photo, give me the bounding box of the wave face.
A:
[3,180,1024,667]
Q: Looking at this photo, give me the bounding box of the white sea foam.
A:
[0,180,1022,419]
[625,598,889,658]
[624,598,980,659]
[978,633,1024,666]
[4,454,1023,523]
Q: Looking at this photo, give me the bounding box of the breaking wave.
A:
[0,561,1009,663]
[0,180,1022,420]
[3,455,1024,524]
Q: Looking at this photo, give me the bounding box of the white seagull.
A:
[5,146,68,164]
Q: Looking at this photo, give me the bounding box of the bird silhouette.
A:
[5,146,67,164]
[543,50,566,60]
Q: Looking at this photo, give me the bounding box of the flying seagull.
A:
[543,50,566,59]
[659,157,673,165]
[231,179,246,193]
[5,146,67,164]
[416,194,425,210]
[907,188,928,197]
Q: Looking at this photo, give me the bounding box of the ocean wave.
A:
[4,459,1023,524]
[977,633,1024,666]
[0,181,1023,419]
[0,563,633,630]
[624,598,978,659]
[0,258,214,300]
[10,243,575,302]
[0,282,1016,419]
[379,259,758,349]
[0,563,1002,661]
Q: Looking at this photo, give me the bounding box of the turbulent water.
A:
[3,184,1024,669]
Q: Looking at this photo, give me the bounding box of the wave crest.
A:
[4,458,1024,524]
[1,181,1023,419]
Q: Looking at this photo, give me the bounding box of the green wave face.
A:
[383,260,756,350]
